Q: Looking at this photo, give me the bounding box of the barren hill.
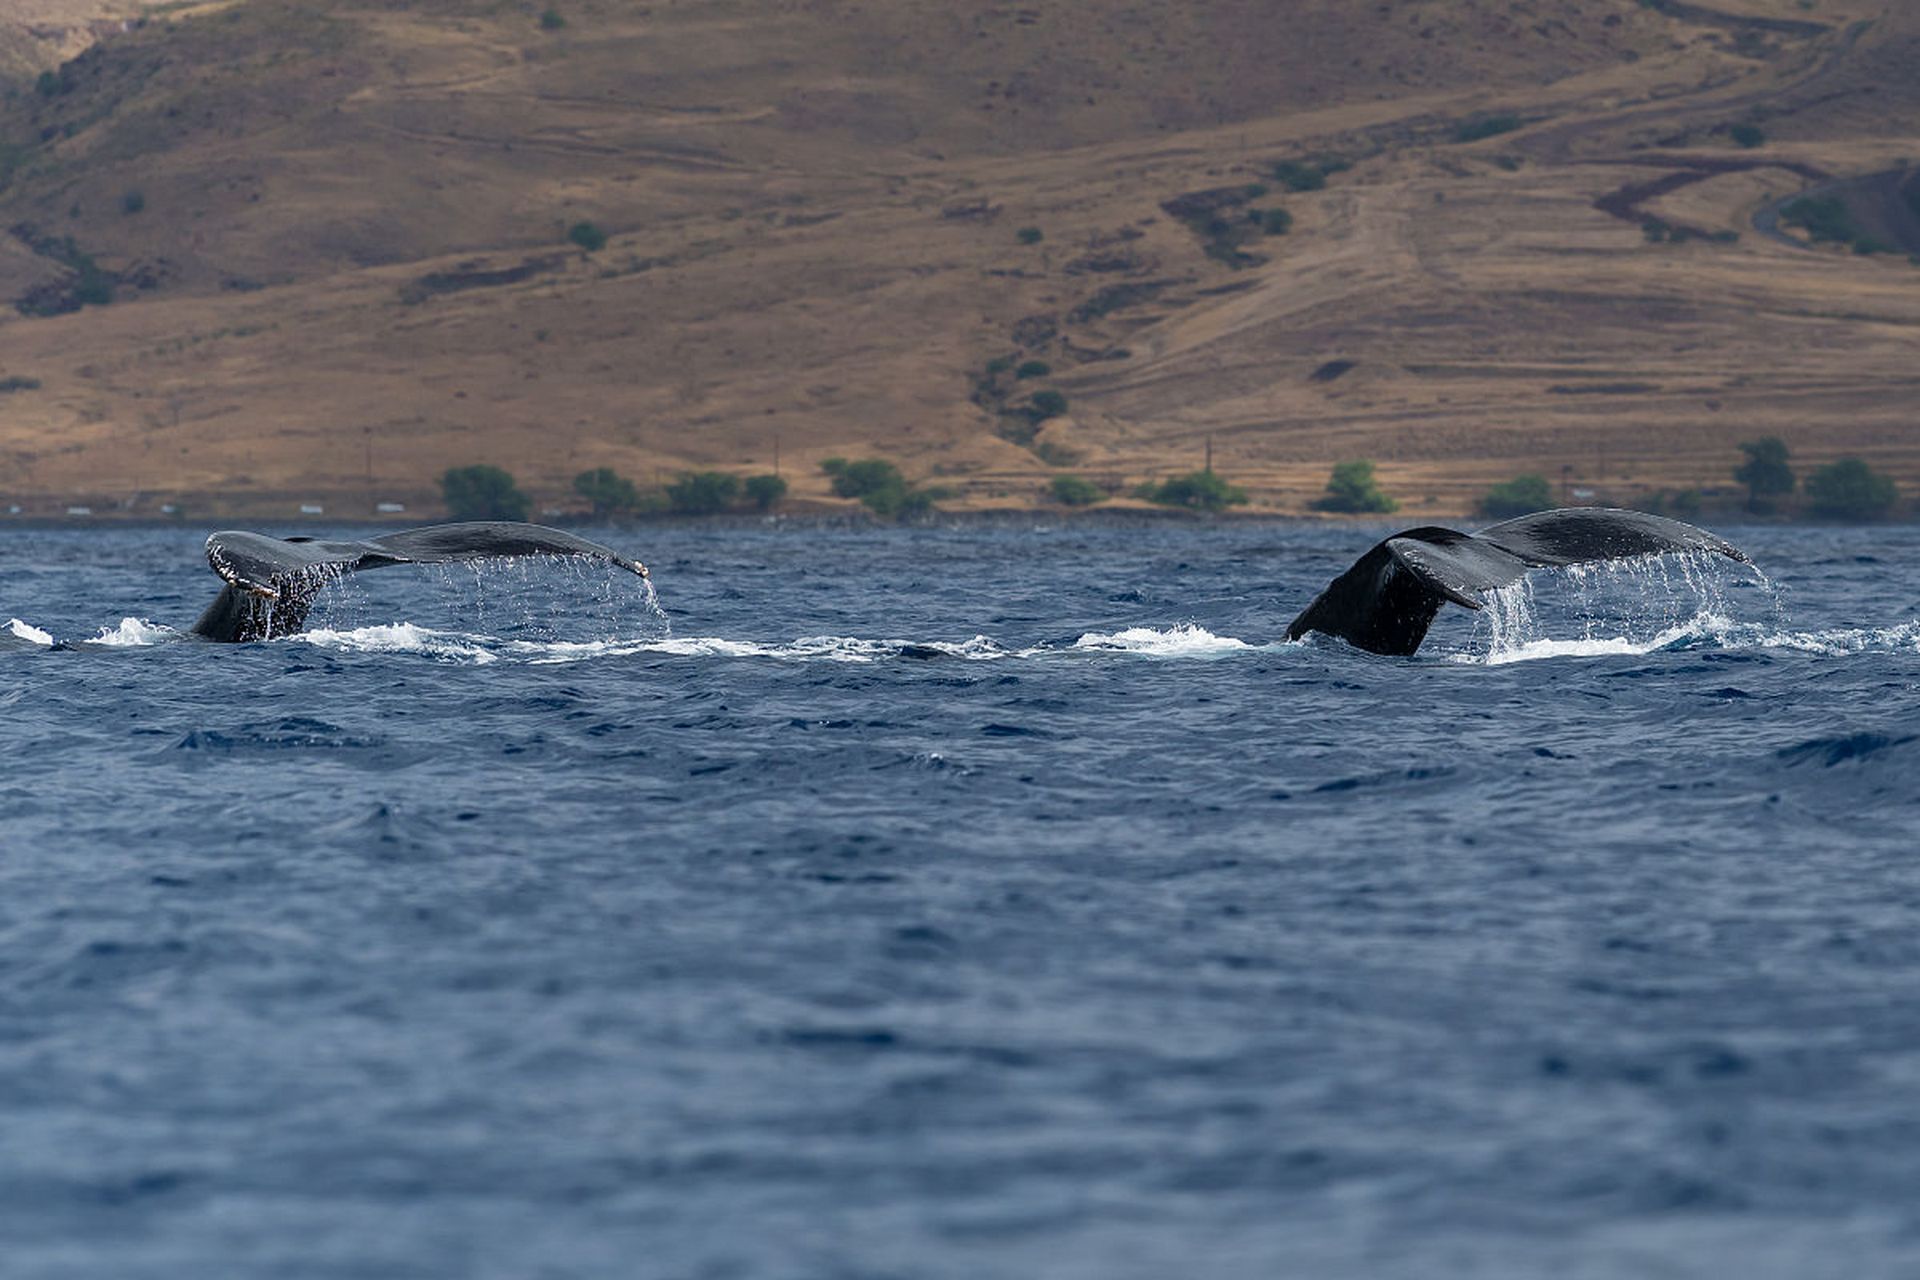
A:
[0,0,1915,519]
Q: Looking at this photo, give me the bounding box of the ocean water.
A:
[2,518,1918,1279]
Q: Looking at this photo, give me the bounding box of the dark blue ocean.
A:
[4,519,1919,1278]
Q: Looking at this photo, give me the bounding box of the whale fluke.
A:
[1286,507,1749,656]
[190,521,648,642]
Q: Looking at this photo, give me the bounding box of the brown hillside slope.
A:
[0,1,143,84]
[0,0,1915,518]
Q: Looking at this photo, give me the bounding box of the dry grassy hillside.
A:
[0,1,143,85]
[0,0,1915,519]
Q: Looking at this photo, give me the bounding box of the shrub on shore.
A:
[1312,460,1397,514]
[1804,458,1898,520]
[666,470,740,515]
[1733,437,1794,512]
[821,457,947,519]
[573,467,641,517]
[442,464,530,521]
[1049,475,1105,507]
[1477,474,1553,519]
[1135,470,1247,512]
[743,474,788,511]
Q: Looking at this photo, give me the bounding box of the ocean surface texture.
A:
[3,519,1918,1279]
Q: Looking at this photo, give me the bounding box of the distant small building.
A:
[299,504,325,515]
[376,502,407,514]
[66,506,92,516]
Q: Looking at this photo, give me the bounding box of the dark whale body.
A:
[1287,508,1749,656]
[190,521,648,642]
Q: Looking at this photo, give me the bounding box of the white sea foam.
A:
[285,627,1026,666]
[6,618,54,647]
[1461,608,1920,665]
[295,623,501,664]
[89,618,176,646]
[286,624,1273,665]
[1070,624,1256,657]
[532,633,1021,665]
[1471,619,1717,665]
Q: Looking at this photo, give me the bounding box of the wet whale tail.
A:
[1286,507,1750,656]
[190,521,648,642]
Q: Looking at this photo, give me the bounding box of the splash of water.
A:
[7,618,54,647]
[1459,550,1797,664]
[89,618,177,647]
[299,553,668,646]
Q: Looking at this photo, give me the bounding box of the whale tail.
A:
[190,521,648,642]
[1286,508,1750,656]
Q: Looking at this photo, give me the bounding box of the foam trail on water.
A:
[515,634,1016,665]
[297,623,501,664]
[278,624,1272,665]
[288,628,1021,665]
[90,618,176,647]
[1071,624,1256,657]
[1470,616,1727,665]
[7,618,54,647]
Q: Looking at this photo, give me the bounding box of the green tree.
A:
[1137,471,1248,512]
[1804,458,1898,520]
[666,470,740,514]
[1313,460,1397,513]
[1477,474,1553,519]
[1049,474,1105,506]
[442,465,531,521]
[1016,226,1044,245]
[820,457,942,519]
[573,466,640,517]
[1729,123,1766,149]
[567,221,606,252]
[1015,360,1051,379]
[1733,437,1794,512]
[540,8,566,30]
[822,457,903,499]
[743,473,788,510]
